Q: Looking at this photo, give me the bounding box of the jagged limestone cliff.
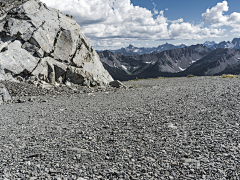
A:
[0,0,113,86]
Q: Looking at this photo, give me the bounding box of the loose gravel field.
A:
[0,77,239,179]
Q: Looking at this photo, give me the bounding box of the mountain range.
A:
[98,38,240,81]
[100,43,187,56]
[211,38,240,50]
[98,38,240,56]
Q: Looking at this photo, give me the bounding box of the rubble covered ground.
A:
[0,76,239,179]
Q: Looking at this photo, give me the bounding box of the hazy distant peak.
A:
[203,41,216,48]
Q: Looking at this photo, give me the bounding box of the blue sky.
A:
[132,0,240,22]
[41,0,240,50]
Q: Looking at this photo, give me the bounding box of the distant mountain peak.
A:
[99,38,240,56]
[232,38,240,44]
[205,41,215,43]
[106,43,187,56]
[127,44,134,48]
[211,38,240,50]
[203,41,216,48]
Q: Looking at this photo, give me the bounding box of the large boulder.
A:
[0,0,113,87]
[0,83,12,104]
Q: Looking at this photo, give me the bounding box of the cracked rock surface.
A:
[0,0,113,87]
[0,77,239,179]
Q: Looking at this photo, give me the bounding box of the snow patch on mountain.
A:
[122,65,127,70]
[179,67,186,71]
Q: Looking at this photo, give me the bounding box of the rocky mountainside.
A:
[211,38,240,50]
[104,43,186,56]
[179,48,240,76]
[0,0,113,87]
[98,44,212,80]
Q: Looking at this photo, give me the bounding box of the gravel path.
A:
[0,77,239,179]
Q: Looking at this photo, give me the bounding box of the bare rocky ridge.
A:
[0,77,239,179]
[180,48,240,76]
[100,45,240,81]
[0,0,113,87]
[105,43,187,56]
[99,45,212,80]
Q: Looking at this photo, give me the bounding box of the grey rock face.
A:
[0,0,113,86]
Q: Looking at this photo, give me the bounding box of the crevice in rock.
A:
[0,31,16,43]
[30,58,41,74]
[0,46,8,52]
[7,10,31,21]
[3,20,9,31]
[79,34,90,52]
[24,20,45,49]
[54,64,66,84]
[4,68,13,75]
[52,28,62,53]
[44,52,54,59]
[13,69,31,79]
[4,68,32,81]
[0,13,7,23]
[40,2,49,11]
[28,37,40,49]
[15,32,25,42]
[69,41,82,66]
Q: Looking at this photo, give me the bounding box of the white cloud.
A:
[170,18,184,24]
[151,0,159,15]
[169,23,225,39]
[202,1,240,33]
[40,0,227,49]
[90,39,125,50]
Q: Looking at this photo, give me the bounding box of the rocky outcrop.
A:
[0,83,12,104]
[0,0,113,87]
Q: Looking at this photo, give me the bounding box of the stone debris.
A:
[0,77,239,179]
[109,80,126,88]
[0,0,113,87]
[0,79,130,104]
